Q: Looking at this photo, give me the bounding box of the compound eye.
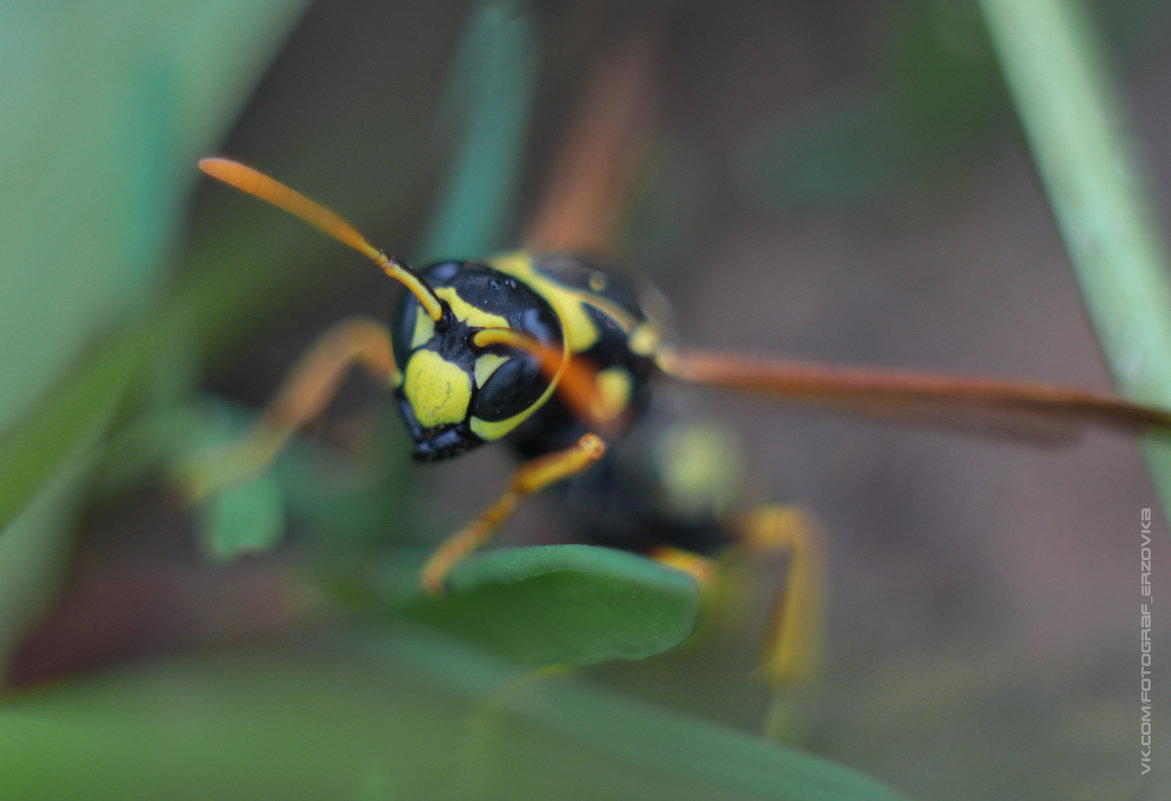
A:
[425,261,462,283]
[470,351,547,422]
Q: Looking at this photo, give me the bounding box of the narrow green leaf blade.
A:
[2,633,912,801]
[979,0,1171,517]
[417,0,537,261]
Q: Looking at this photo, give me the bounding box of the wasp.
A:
[186,151,1171,686]
[182,34,1171,688]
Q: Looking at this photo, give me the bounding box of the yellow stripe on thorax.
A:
[593,367,632,423]
[488,251,640,355]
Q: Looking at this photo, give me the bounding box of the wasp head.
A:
[391,261,564,461]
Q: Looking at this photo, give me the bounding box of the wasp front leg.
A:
[732,505,825,688]
[175,316,396,502]
[648,507,821,690]
[421,433,606,594]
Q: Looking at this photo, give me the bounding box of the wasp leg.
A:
[646,545,716,587]
[176,317,395,502]
[732,506,824,688]
[421,434,606,594]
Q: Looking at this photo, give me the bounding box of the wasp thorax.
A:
[391,261,563,461]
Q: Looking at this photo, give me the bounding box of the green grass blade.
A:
[416,0,537,261]
[979,0,1171,517]
[3,633,912,800]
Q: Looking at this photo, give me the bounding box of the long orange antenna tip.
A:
[197,157,444,321]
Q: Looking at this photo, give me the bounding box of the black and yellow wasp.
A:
[188,151,1171,686]
[184,32,1171,688]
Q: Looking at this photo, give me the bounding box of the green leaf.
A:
[141,401,290,561]
[1,632,912,800]
[400,545,702,667]
[197,473,286,561]
[0,464,88,665]
[0,332,146,534]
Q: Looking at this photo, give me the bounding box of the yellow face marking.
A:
[403,350,472,428]
[592,367,632,422]
[411,310,436,349]
[434,286,510,330]
[646,546,716,585]
[474,352,509,388]
[588,272,607,292]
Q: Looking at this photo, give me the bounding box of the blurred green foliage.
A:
[1,632,908,800]
[0,0,308,662]
[2,0,1167,798]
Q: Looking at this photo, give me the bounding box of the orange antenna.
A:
[198,158,445,321]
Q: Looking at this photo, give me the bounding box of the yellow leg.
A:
[647,545,717,587]
[421,434,606,594]
[176,317,395,502]
[734,506,824,688]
